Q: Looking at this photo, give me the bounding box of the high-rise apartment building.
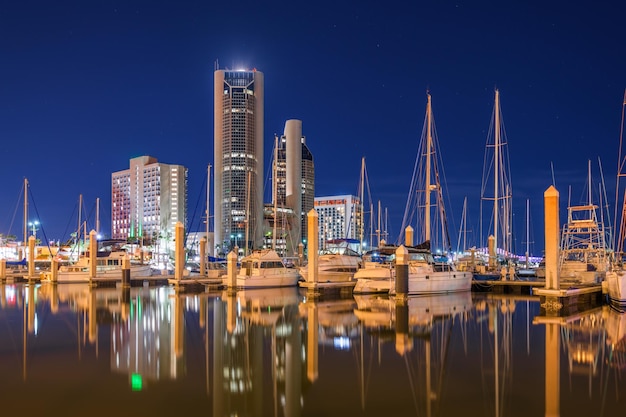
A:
[274,120,315,256]
[314,195,362,250]
[214,69,264,255]
[111,156,188,243]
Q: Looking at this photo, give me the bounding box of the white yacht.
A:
[42,249,153,283]
[355,93,473,295]
[231,249,300,289]
[352,245,399,294]
[299,239,361,283]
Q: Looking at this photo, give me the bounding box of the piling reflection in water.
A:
[2,283,626,416]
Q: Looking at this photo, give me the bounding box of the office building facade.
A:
[214,69,264,256]
[314,195,362,250]
[111,155,188,243]
[274,119,315,256]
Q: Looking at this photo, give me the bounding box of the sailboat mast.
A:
[614,90,626,255]
[272,135,278,251]
[78,194,82,247]
[23,178,28,245]
[425,93,432,242]
[245,170,251,256]
[586,159,593,252]
[377,200,382,247]
[494,89,500,255]
[457,196,468,254]
[96,197,100,236]
[525,199,530,268]
[207,164,211,257]
[361,201,374,247]
[360,157,365,253]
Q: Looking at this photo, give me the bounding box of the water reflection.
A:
[1,284,626,416]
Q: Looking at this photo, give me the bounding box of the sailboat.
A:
[4,178,31,268]
[559,160,609,284]
[354,92,473,295]
[393,92,473,294]
[515,199,538,278]
[300,158,370,283]
[606,91,626,306]
[42,196,152,283]
[475,89,514,281]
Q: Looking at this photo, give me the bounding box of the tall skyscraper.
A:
[214,69,264,255]
[111,155,188,243]
[274,120,315,256]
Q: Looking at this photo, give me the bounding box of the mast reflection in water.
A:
[1,283,626,416]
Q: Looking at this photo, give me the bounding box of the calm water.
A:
[0,282,624,417]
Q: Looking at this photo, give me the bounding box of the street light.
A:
[28,220,39,239]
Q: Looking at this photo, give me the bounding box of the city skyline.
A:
[2,1,626,257]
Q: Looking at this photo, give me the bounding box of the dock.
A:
[299,281,356,298]
[168,277,225,292]
[471,278,545,294]
[471,277,605,313]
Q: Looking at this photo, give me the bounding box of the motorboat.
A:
[299,238,361,283]
[231,249,300,288]
[41,248,152,283]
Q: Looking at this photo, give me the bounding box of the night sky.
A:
[1,1,625,257]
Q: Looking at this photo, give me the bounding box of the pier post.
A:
[226,292,237,332]
[307,209,318,285]
[121,288,130,321]
[405,225,414,247]
[88,290,96,343]
[395,245,409,300]
[306,300,319,382]
[88,230,97,284]
[121,256,130,288]
[488,235,496,270]
[174,295,183,358]
[50,281,58,313]
[544,186,560,291]
[226,250,237,290]
[200,237,207,276]
[51,259,58,283]
[175,221,184,281]
[28,235,35,280]
[27,283,35,333]
[0,259,5,280]
[395,297,410,355]
[545,320,560,416]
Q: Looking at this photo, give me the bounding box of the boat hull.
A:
[473,272,502,281]
[43,265,153,284]
[606,270,626,307]
[234,272,300,289]
[392,270,473,295]
[352,278,393,294]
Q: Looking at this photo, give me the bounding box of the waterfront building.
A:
[314,195,362,250]
[111,155,188,245]
[273,120,315,257]
[214,68,264,256]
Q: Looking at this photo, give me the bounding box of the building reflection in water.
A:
[216,287,306,417]
[5,282,626,415]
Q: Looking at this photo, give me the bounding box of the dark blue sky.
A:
[1,0,625,256]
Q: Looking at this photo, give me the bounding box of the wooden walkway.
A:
[471,278,545,294]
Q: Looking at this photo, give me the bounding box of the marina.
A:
[0,280,623,416]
